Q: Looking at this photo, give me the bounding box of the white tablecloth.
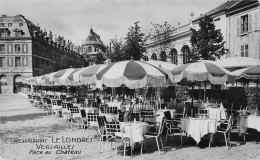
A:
[208,108,226,121]
[238,115,260,134]
[181,118,217,144]
[245,115,260,132]
[116,122,148,147]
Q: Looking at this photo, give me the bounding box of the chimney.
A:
[62,37,66,47]
[43,29,47,37]
[70,42,73,50]
[54,34,58,43]
[60,36,63,46]
[66,40,70,48]
[48,31,53,41]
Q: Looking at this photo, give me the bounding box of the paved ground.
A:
[0,94,260,160]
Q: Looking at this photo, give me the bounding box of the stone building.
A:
[144,0,260,65]
[81,28,106,65]
[0,14,87,93]
[226,0,260,59]
[145,21,193,65]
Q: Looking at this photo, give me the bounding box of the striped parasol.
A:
[232,65,260,80]
[71,64,107,85]
[58,68,79,85]
[45,68,75,85]
[96,60,167,89]
[169,61,235,85]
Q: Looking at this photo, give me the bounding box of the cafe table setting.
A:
[237,111,260,136]
[180,117,217,144]
[208,103,227,121]
[115,121,148,147]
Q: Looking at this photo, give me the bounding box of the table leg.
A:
[209,133,215,145]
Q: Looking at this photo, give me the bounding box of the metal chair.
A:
[104,121,131,160]
[97,116,107,152]
[130,101,144,122]
[216,115,232,148]
[82,112,99,140]
[141,117,166,155]
[164,111,183,146]
[51,99,61,116]
[61,102,71,125]
[140,101,158,122]
[69,106,83,129]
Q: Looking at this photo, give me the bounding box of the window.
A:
[7,57,13,66]
[0,75,7,85]
[241,15,248,34]
[0,31,7,38]
[19,23,23,27]
[87,46,92,52]
[169,49,178,65]
[0,57,5,67]
[15,32,22,37]
[22,44,28,53]
[151,53,157,60]
[23,57,28,66]
[241,44,248,57]
[7,44,12,53]
[15,57,20,67]
[0,44,5,52]
[182,46,190,64]
[8,23,12,27]
[15,44,20,52]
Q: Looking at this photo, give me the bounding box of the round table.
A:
[117,122,148,147]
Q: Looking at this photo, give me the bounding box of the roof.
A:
[83,28,105,46]
[0,15,25,23]
[227,0,259,13]
[0,14,40,37]
[193,0,241,22]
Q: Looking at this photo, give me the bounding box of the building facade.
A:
[226,0,260,59]
[145,22,193,65]
[144,0,260,65]
[0,14,87,94]
[81,28,107,65]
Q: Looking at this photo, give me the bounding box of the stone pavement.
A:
[0,93,45,118]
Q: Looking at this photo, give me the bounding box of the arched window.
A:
[182,45,190,64]
[0,74,7,85]
[169,49,178,64]
[151,53,157,60]
[160,51,166,61]
[87,46,92,52]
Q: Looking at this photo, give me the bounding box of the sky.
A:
[0,0,229,46]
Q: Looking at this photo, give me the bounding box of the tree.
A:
[94,53,106,64]
[149,21,173,61]
[107,37,126,62]
[123,22,146,60]
[190,16,225,61]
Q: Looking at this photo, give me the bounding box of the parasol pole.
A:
[191,84,194,107]
[257,78,259,114]
[204,81,206,101]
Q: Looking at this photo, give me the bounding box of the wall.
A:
[0,39,33,93]
[228,6,260,59]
